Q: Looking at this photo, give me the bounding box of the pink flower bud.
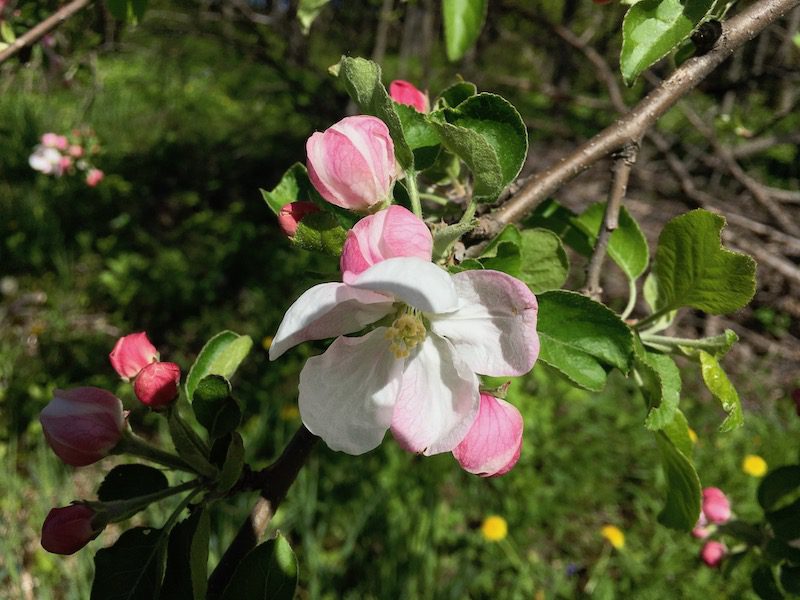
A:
[389,80,429,113]
[340,205,433,281]
[278,201,320,237]
[700,540,726,568]
[68,144,84,158]
[86,168,104,187]
[452,393,523,477]
[40,387,126,467]
[692,514,711,539]
[41,133,62,148]
[59,156,72,171]
[41,505,101,555]
[702,487,731,524]
[306,115,397,212]
[134,361,181,408]
[109,332,159,380]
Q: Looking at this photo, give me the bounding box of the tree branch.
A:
[206,425,318,598]
[477,0,800,237]
[0,0,92,66]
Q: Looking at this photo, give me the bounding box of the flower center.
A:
[385,312,426,359]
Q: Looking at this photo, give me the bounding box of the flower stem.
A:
[96,478,203,525]
[418,192,448,205]
[114,431,196,473]
[405,169,422,218]
[632,306,674,331]
[459,196,478,226]
[620,278,637,321]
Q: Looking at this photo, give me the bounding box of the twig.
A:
[582,142,639,299]
[475,0,800,237]
[206,425,319,598]
[0,0,92,65]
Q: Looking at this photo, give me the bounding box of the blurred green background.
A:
[1,1,799,598]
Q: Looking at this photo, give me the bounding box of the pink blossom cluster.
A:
[39,332,182,554]
[693,486,732,568]
[29,129,104,187]
[270,80,538,477]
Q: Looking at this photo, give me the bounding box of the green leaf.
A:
[655,432,701,531]
[780,565,800,596]
[699,350,744,432]
[648,209,756,315]
[168,410,217,478]
[216,432,245,494]
[297,0,330,34]
[394,104,441,170]
[292,211,348,256]
[574,203,649,281]
[161,509,210,600]
[130,0,148,21]
[220,534,298,600]
[717,520,763,546]
[436,81,478,109]
[752,564,785,600]
[91,527,166,600]
[431,220,478,261]
[662,409,693,457]
[637,350,681,431]
[0,20,16,44]
[537,291,634,391]
[185,331,253,403]
[519,228,570,293]
[642,329,738,358]
[766,497,800,542]
[766,539,800,566]
[97,465,168,502]
[192,375,242,440]
[456,225,522,276]
[758,466,800,512]
[620,0,715,86]
[260,163,324,216]
[430,93,527,202]
[107,0,128,20]
[442,0,488,61]
[336,56,414,169]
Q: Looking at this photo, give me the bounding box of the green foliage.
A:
[621,0,715,85]
[758,466,800,512]
[442,0,488,61]
[575,203,649,282]
[261,163,324,216]
[293,211,348,256]
[220,534,298,600]
[699,350,744,432]
[297,0,331,34]
[185,331,252,404]
[637,349,681,431]
[192,375,242,440]
[97,465,169,502]
[655,432,701,531]
[91,527,166,600]
[161,509,210,600]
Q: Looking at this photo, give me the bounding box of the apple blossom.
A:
[278,201,320,237]
[701,487,731,524]
[41,505,102,555]
[700,540,726,567]
[453,393,523,476]
[109,332,159,380]
[40,387,126,467]
[389,80,429,113]
[69,144,84,158]
[306,115,397,212]
[29,145,64,176]
[134,361,181,408]
[270,207,539,456]
[41,133,68,150]
[86,168,104,187]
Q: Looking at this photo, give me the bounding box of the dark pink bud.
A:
[109,332,159,380]
[389,80,429,113]
[277,201,320,237]
[702,487,731,524]
[41,505,101,555]
[452,393,523,477]
[134,361,181,408]
[700,541,726,567]
[40,387,126,466]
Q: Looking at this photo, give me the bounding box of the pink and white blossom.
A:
[109,332,159,381]
[86,168,104,187]
[453,393,523,476]
[29,145,64,176]
[41,133,68,150]
[40,387,126,467]
[270,207,539,456]
[389,80,429,113]
[306,115,397,212]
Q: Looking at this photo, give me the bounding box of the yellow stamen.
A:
[384,313,426,359]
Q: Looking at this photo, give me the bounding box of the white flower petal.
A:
[269,282,394,360]
[390,335,479,455]
[429,270,539,376]
[348,257,458,313]
[299,328,403,455]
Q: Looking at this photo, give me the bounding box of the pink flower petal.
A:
[389,80,429,113]
[299,328,403,454]
[277,201,320,237]
[341,206,433,278]
[429,270,539,376]
[390,335,479,455]
[269,282,394,360]
[702,487,731,524]
[109,332,159,380]
[453,393,523,477]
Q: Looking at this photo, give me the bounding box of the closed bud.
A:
[452,393,523,477]
[389,80,429,113]
[134,361,181,408]
[700,540,726,567]
[702,487,731,524]
[306,115,397,212]
[278,201,320,237]
[86,168,104,187]
[109,332,159,381]
[40,387,126,467]
[41,505,102,555]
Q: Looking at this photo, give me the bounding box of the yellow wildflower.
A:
[601,525,625,550]
[688,428,698,444]
[481,515,508,542]
[743,454,768,477]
